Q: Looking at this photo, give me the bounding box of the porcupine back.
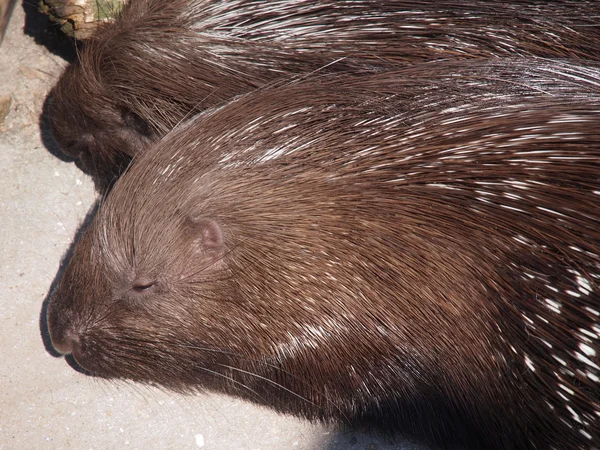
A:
[48,59,600,449]
[47,0,600,190]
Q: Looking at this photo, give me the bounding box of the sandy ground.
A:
[0,3,429,450]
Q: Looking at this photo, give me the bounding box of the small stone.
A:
[194,433,205,448]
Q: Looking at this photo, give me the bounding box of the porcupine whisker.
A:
[173,342,337,398]
[181,245,240,282]
[191,364,265,400]
[115,335,317,390]
[174,87,222,130]
[102,332,344,416]
[216,364,325,413]
[97,337,267,402]
[284,56,349,85]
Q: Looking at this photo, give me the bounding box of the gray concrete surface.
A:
[0,5,429,450]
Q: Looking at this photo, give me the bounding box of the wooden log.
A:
[0,0,17,44]
[38,0,125,39]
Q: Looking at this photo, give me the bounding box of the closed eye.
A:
[131,281,156,293]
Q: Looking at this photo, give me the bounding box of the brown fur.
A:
[47,0,600,191]
[47,59,600,449]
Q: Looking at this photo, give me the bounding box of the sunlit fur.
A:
[48,60,600,449]
[46,0,600,190]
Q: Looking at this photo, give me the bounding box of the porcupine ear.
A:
[188,217,225,267]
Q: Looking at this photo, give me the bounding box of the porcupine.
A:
[46,59,600,449]
[46,0,600,190]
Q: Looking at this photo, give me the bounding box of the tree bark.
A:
[38,0,126,39]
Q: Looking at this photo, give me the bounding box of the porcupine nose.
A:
[46,296,80,355]
[49,325,79,355]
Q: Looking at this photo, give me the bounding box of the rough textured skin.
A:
[46,0,600,191]
[47,60,600,449]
